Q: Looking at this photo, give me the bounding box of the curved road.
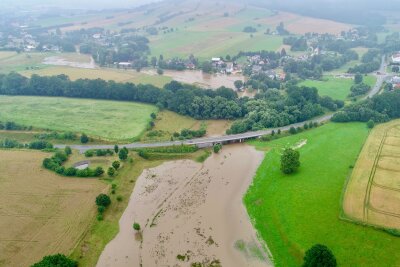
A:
[56,57,388,153]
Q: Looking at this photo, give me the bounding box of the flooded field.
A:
[145,69,245,89]
[97,144,271,267]
[43,55,96,69]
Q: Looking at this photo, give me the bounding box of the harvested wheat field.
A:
[0,150,107,266]
[343,119,400,230]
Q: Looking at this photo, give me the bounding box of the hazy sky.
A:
[0,0,158,10]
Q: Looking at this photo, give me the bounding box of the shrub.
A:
[116,195,123,202]
[108,167,116,177]
[85,150,94,157]
[281,148,300,174]
[64,167,77,176]
[112,161,121,170]
[133,222,141,231]
[29,140,53,150]
[64,146,72,155]
[80,133,89,144]
[213,143,222,153]
[367,119,375,129]
[289,127,297,134]
[114,144,119,153]
[31,254,77,267]
[94,167,104,176]
[97,214,103,221]
[96,194,111,207]
[119,147,128,161]
[97,205,106,214]
[303,244,337,267]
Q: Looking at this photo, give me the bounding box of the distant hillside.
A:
[237,0,400,25]
[0,0,158,10]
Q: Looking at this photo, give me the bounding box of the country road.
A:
[55,57,389,153]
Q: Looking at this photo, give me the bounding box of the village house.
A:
[392,53,400,65]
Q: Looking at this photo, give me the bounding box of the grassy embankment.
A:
[245,122,400,266]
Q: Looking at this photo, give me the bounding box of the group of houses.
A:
[211,57,239,74]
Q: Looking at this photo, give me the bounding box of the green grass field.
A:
[0,96,157,141]
[300,75,377,100]
[149,30,283,60]
[245,122,400,266]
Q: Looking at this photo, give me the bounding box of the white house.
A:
[392,53,400,64]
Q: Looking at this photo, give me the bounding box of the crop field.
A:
[0,96,158,141]
[300,75,377,100]
[0,150,107,266]
[245,123,400,266]
[343,119,400,230]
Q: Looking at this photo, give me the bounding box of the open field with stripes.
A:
[344,119,400,230]
[0,150,107,266]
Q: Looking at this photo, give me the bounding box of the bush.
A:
[96,194,111,207]
[85,150,94,157]
[97,205,106,214]
[281,148,300,174]
[133,222,141,231]
[64,146,72,155]
[94,167,105,176]
[114,144,119,153]
[31,254,77,267]
[367,119,375,129]
[80,133,89,144]
[213,143,222,153]
[97,214,104,221]
[118,147,128,161]
[108,167,116,177]
[303,244,337,267]
[289,127,297,134]
[29,140,53,150]
[112,161,121,170]
[116,195,123,202]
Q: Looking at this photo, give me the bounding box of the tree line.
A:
[0,73,339,133]
[332,90,400,123]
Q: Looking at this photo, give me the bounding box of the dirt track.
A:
[97,144,272,267]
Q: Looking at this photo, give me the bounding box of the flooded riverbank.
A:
[144,69,245,89]
[97,144,272,267]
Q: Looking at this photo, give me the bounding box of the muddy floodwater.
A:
[97,144,272,267]
[145,69,245,89]
[43,56,96,69]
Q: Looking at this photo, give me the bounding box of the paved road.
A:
[55,57,388,153]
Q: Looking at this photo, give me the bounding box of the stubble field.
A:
[0,150,107,266]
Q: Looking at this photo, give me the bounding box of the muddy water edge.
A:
[97,144,272,267]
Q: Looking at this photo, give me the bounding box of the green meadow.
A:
[245,123,400,266]
[0,96,157,141]
[300,75,377,100]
